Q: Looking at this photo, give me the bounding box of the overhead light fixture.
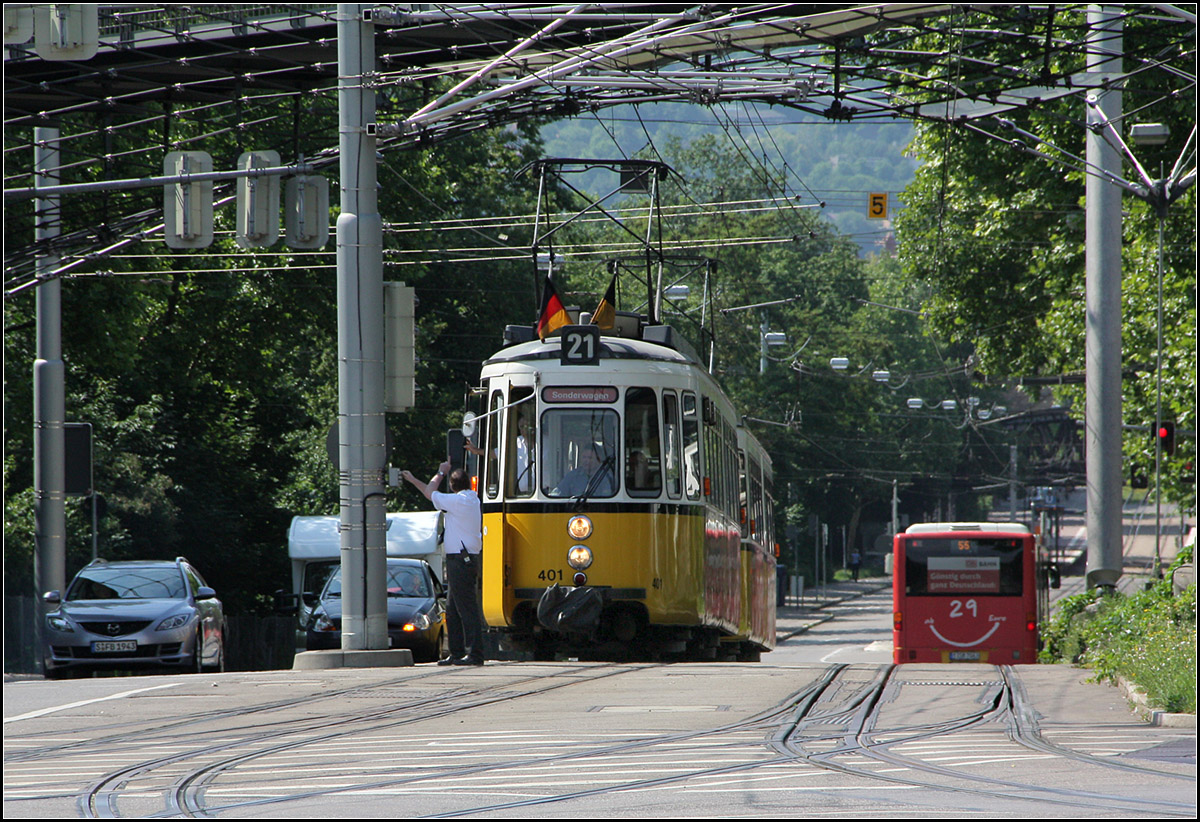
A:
[1130,122,1169,146]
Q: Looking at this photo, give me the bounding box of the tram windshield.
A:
[903,537,1024,596]
[542,409,619,498]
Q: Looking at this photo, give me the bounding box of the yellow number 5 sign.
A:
[868,192,888,219]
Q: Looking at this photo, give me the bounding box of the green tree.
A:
[4,92,545,612]
[891,8,1195,510]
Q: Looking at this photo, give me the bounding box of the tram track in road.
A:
[8,662,1192,818]
[1,664,644,818]
[406,665,850,819]
[773,664,1194,817]
[158,665,844,818]
[7,669,455,764]
[80,663,650,818]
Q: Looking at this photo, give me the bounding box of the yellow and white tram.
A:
[470,315,776,660]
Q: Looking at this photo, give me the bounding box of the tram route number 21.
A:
[560,324,600,366]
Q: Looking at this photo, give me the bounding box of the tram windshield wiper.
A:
[573,455,615,511]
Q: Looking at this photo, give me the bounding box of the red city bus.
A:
[892,522,1055,664]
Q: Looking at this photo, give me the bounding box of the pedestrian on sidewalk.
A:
[850,550,862,581]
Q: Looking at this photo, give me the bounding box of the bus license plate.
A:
[92,640,137,654]
[948,651,981,661]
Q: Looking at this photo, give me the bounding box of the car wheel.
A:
[202,626,226,673]
[190,628,204,673]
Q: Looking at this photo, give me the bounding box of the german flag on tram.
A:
[536,275,569,341]
[591,273,617,330]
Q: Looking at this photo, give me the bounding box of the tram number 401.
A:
[560,325,600,365]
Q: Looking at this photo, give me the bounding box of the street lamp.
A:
[761,325,787,373]
[905,398,958,411]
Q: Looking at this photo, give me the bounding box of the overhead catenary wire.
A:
[3,5,1191,302]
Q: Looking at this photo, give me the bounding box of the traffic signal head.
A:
[1157,421,1176,457]
[1130,464,1149,489]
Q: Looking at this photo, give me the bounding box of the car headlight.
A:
[313,612,338,632]
[47,614,74,633]
[404,612,433,632]
[567,544,593,570]
[567,515,593,540]
[156,613,191,631]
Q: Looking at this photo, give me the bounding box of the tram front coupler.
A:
[536,584,604,635]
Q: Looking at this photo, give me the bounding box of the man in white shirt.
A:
[401,460,484,666]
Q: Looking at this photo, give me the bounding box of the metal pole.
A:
[34,127,66,649]
[337,3,388,650]
[759,317,768,374]
[1009,444,1018,521]
[1153,181,1165,578]
[891,478,899,537]
[1084,5,1124,590]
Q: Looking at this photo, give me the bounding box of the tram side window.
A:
[682,392,700,499]
[506,388,535,497]
[725,419,738,521]
[702,401,719,503]
[763,474,775,549]
[904,538,1024,596]
[741,454,763,540]
[662,391,681,499]
[704,401,728,513]
[738,451,748,536]
[484,391,503,499]
[625,387,662,497]
[750,457,763,540]
[701,402,734,516]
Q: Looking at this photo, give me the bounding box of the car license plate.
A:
[92,640,137,653]
[948,651,981,661]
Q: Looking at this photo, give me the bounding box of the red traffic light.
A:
[1157,421,1176,456]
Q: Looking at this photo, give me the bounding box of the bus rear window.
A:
[903,537,1024,596]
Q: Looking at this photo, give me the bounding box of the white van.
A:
[280,511,443,641]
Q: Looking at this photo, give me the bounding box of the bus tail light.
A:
[893,611,902,631]
[1026,614,1037,632]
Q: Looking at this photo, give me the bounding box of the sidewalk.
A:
[775,577,890,639]
[1049,487,1194,600]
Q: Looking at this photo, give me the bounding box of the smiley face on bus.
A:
[924,599,1007,648]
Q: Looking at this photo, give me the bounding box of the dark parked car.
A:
[43,557,226,678]
[306,557,446,662]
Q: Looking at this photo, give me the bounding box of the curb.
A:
[1116,674,1196,728]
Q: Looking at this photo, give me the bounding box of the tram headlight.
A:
[567,515,593,540]
[567,544,593,571]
